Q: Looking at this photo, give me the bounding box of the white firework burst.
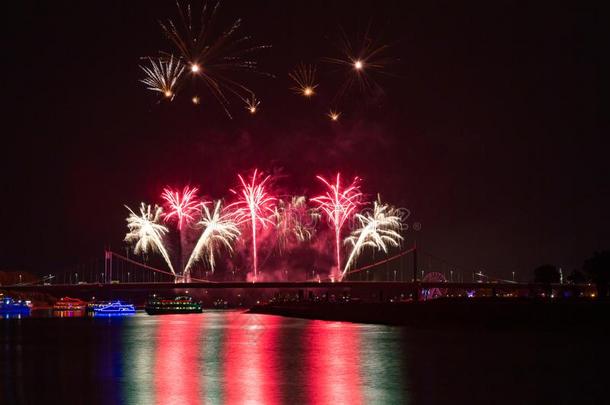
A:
[124,203,175,274]
[343,197,403,274]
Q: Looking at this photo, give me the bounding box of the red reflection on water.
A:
[155,315,203,405]
[306,321,363,404]
[223,313,280,404]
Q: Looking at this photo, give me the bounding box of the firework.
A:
[327,109,341,121]
[139,56,185,99]
[343,197,403,275]
[324,26,393,101]
[289,63,318,97]
[124,203,175,274]
[312,173,362,280]
[184,200,240,275]
[244,93,260,114]
[158,1,270,118]
[273,196,318,251]
[227,170,276,279]
[161,186,201,275]
[161,186,201,231]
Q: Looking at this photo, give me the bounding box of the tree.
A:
[583,250,610,298]
[534,264,560,284]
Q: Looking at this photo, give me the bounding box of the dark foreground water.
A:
[1,311,607,404]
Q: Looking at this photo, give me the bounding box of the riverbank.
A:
[249,298,610,329]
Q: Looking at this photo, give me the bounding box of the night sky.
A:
[3,1,604,279]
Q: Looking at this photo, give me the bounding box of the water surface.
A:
[1,311,606,404]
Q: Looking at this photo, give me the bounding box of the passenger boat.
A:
[145,295,203,315]
[0,296,32,315]
[92,301,136,316]
[53,297,87,311]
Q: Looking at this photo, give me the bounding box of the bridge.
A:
[1,248,590,299]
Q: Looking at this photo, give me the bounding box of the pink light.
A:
[311,173,362,280]
[227,170,276,280]
[155,315,203,405]
[161,186,201,231]
[224,313,280,404]
[306,320,363,404]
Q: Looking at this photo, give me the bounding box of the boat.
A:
[53,297,87,311]
[0,296,32,316]
[92,301,136,316]
[145,295,203,315]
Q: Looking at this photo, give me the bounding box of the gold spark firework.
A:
[243,93,260,114]
[288,63,318,98]
[273,196,318,251]
[139,56,185,100]
[324,26,393,101]
[158,1,271,118]
[327,109,341,121]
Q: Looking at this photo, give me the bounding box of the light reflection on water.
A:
[8,311,406,404]
[4,311,604,403]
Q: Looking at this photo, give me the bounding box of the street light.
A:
[512,271,515,282]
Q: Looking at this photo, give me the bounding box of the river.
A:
[1,310,606,404]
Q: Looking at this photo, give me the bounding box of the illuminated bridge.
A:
[3,249,587,299]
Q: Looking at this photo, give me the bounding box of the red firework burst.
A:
[311,173,363,280]
[227,170,276,279]
[161,186,201,231]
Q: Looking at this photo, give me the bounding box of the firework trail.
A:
[184,200,240,276]
[227,170,276,280]
[161,186,201,274]
[157,0,271,118]
[343,197,403,275]
[124,203,175,274]
[312,173,362,280]
[273,196,318,251]
[289,63,318,98]
[139,55,185,100]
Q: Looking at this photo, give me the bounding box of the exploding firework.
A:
[184,200,240,276]
[327,109,341,121]
[243,93,260,114]
[161,186,201,275]
[139,56,185,100]
[161,186,201,231]
[273,196,318,251]
[312,173,362,280]
[343,197,403,275]
[324,26,393,101]
[157,1,270,118]
[124,203,175,274]
[227,170,276,279]
[289,63,318,98]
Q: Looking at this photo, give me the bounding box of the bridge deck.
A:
[2,281,582,292]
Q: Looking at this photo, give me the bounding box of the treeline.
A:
[533,250,610,297]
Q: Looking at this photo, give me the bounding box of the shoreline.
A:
[249,298,610,329]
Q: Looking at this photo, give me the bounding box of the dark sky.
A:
[3,1,604,279]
